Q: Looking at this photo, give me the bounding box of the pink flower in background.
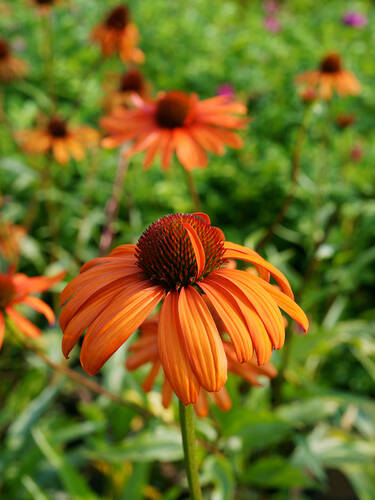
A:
[342,11,367,28]
[264,1,279,15]
[216,83,235,100]
[264,16,281,33]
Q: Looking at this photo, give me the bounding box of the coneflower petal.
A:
[158,291,200,405]
[195,391,209,418]
[245,272,309,332]
[183,222,205,279]
[223,241,293,298]
[178,286,227,392]
[60,264,138,305]
[199,278,253,362]
[81,284,164,375]
[142,361,160,392]
[126,344,158,371]
[61,278,132,358]
[217,269,285,349]
[162,378,173,409]
[23,296,55,325]
[22,270,66,295]
[211,387,232,412]
[6,307,41,338]
[204,273,272,364]
[174,129,208,170]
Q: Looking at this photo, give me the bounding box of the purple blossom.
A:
[264,16,281,33]
[216,84,235,100]
[342,11,367,28]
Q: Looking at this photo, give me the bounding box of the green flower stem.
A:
[184,168,201,211]
[256,104,313,252]
[179,401,202,500]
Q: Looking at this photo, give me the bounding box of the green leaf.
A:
[119,463,150,500]
[21,475,53,500]
[342,464,375,500]
[31,427,98,500]
[201,455,235,500]
[85,426,183,463]
[7,383,62,451]
[243,455,314,489]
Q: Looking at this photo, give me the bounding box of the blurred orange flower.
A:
[103,68,149,112]
[126,312,277,417]
[0,39,27,82]
[59,212,308,405]
[295,53,361,100]
[16,116,100,165]
[101,92,248,171]
[92,5,145,64]
[0,223,26,262]
[0,268,65,349]
[32,0,60,11]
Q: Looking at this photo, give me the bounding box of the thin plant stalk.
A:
[179,401,202,500]
[99,144,130,256]
[184,168,201,211]
[7,319,154,420]
[41,10,56,111]
[256,106,313,252]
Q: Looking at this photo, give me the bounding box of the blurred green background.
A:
[1,0,375,498]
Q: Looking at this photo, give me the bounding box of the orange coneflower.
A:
[103,68,149,112]
[60,212,308,405]
[0,223,26,262]
[295,52,361,100]
[0,39,27,82]
[92,5,145,64]
[101,92,248,171]
[0,268,65,349]
[16,116,100,165]
[126,312,277,417]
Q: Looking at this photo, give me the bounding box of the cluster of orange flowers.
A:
[1,1,363,415]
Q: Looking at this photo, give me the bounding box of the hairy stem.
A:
[179,401,202,500]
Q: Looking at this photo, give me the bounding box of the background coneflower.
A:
[16,115,100,165]
[103,68,148,112]
[0,39,27,82]
[101,91,248,171]
[0,269,65,349]
[295,52,361,100]
[91,5,145,63]
[59,212,308,405]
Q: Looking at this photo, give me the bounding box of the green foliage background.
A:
[1,0,375,498]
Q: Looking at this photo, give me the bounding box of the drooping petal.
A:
[81,283,163,375]
[183,222,205,279]
[245,272,309,332]
[203,273,272,364]
[22,296,55,324]
[211,387,232,412]
[223,241,293,298]
[195,391,209,418]
[178,286,227,392]
[142,361,160,392]
[217,269,285,349]
[162,378,173,409]
[6,307,41,338]
[61,278,134,358]
[199,278,253,362]
[158,291,200,405]
[174,129,208,170]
